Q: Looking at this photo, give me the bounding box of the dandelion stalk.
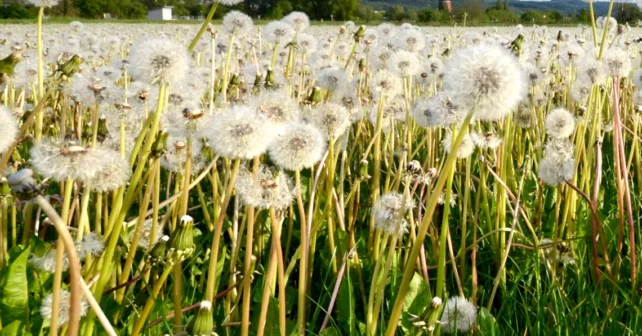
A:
[188,1,219,53]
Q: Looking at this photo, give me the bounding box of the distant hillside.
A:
[363,0,613,15]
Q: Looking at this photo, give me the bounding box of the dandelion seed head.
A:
[412,92,466,128]
[389,50,420,77]
[283,12,310,31]
[263,21,294,44]
[373,192,414,236]
[76,233,104,260]
[443,43,527,121]
[90,149,130,192]
[235,166,295,209]
[442,132,475,159]
[397,29,425,53]
[30,248,69,273]
[26,0,59,7]
[219,0,244,5]
[223,11,254,37]
[137,220,164,250]
[602,48,631,78]
[440,296,477,334]
[40,290,89,327]
[268,122,326,171]
[30,139,105,183]
[205,107,274,160]
[128,38,190,85]
[539,139,576,186]
[371,70,402,100]
[545,108,576,139]
[309,102,352,140]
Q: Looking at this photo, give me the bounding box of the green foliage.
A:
[0,4,36,19]
[0,246,31,326]
[615,4,642,24]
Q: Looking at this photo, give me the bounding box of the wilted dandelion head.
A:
[412,92,465,128]
[30,139,105,183]
[263,21,294,44]
[283,12,310,31]
[89,149,130,192]
[443,43,527,121]
[235,166,295,209]
[545,108,575,139]
[0,106,17,154]
[205,106,274,160]
[309,102,352,140]
[371,70,402,100]
[539,139,576,186]
[388,50,420,78]
[40,290,89,327]
[223,11,254,37]
[268,122,326,171]
[373,192,415,236]
[440,296,477,334]
[316,67,348,93]
[442,132,475,159]
[128,38,190,85]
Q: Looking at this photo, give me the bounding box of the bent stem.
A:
[188,1,219,53]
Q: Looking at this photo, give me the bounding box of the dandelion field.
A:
[0,1,642,335]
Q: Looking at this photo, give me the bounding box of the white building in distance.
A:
[147,6,173,21]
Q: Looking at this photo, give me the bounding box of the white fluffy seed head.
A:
[263,21,294,44]
[373,192,415,236]
[223,11,254,37]
[440,296,477,334]
[442,132,475,159]
[371,70,402,100]
[412,93,465,128]
[90,149,130,192]
[76,233,104,260]
[388,50,420,77]
[539,139,576,186]
[309,102,352,140]
[283,12,310,31]
[205,106,275,160]
[252,91,300,127]
[235,166,295,209]
[128,38,190,85]
[545,108,576,139]
[30,140,105,183]
[0,106,17,154]
[219,0,244,5]
[443,43,527,121]
[137,220,164,250]
[40,290,89,327]
[602,48,631,78]
[268,122,326,171]
[30,248,69,273]
[316,67,348,93]
[397,29,425,52]
[26,0,59,7]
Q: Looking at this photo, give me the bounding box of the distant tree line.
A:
[0,0,640,24]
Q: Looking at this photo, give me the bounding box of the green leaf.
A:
[337,265,356,335]
[319,326,342,336]
[477,307,500,336]
[0,245,31,325]
[400,273,431,332]
[0,320,26,336]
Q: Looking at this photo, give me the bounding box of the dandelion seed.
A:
[76,233,104,260]
[31,247,69,273]
[388,50,420,78]
[283,12,310,32]
[472,132,503,150]
[602,48,631,78]
[223,11,254,37]
[137,220,164,250]
[371,70,402,100]
[263,21,294,45]
[539,139,576,186]
[89,149,130,192]
[412,93,465,128]
[316,67,348,93]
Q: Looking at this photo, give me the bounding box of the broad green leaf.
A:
[400,273,431,332]
[0,320,25,336]
[477,307,500,336]
[0,246,31,325]
[337,265,356,335]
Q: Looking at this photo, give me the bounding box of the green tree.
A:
[616,4,642,23]
[387,5,405,22]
